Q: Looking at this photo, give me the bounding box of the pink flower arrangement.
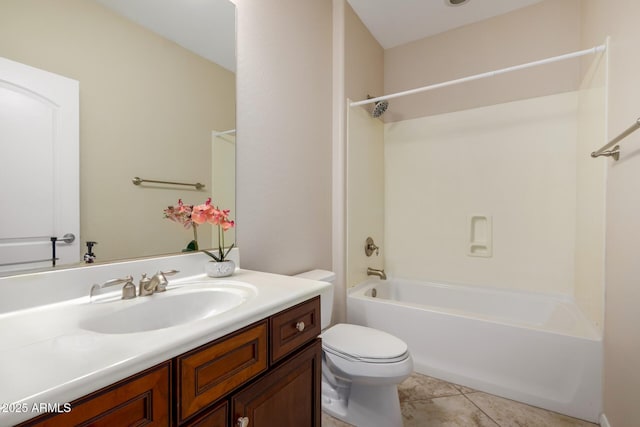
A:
[164,198,235,260]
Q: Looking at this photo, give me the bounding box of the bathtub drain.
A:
[371,288,377,298]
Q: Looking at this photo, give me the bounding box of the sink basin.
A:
[80,286,254,334]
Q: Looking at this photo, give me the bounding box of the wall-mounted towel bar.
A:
[0,258,58,268]
[591,118,640,161]
[132,177,205,190]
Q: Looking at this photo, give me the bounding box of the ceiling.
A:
[346,0,544,49]
[95,0,236,72]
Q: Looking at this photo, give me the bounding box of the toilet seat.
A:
[322,324,410,363]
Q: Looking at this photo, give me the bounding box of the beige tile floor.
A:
[322,373,599,427]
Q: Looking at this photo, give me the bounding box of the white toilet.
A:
[295,270,413,427]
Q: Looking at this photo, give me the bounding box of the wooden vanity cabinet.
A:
[17,362,172,427]
[182,297,321,427]
[18,296,321,427]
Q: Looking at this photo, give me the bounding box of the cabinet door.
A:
[231,339,321,427]
[18,362,171,427]
[184,401,228,427]
[177,321,268,424]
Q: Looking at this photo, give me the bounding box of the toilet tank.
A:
[293,269,335,330]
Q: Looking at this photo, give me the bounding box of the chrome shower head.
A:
[372,100,389,118]
[367,95,389,118]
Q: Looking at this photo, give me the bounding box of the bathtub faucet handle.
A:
[365,237,380,257]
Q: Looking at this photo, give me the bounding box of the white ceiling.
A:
[94,0,236,72]
[346,0,544,49]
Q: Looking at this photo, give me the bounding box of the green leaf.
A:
[184,240,199,252]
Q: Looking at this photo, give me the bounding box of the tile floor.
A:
[321,373,599,427]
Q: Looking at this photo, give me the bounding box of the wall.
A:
[344,2,385,287]
[234,0,333,275]
[347,106,384,287]
[0,0,235,261]
[344,3,384,104]
[384,92,579,294]
[574,49,607,332]
[383,0,581,122]
[581,1,640,425]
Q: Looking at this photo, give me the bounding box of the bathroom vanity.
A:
[0,252,330,427]
[18,297,321,427]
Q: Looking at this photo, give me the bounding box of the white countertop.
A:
[0,267,330,426]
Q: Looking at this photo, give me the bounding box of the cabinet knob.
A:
[296,321,305,332]
[237,416,250,427]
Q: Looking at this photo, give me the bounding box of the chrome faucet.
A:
[139,269,179,296]
[89,276,136,301]
[366,267,387,280]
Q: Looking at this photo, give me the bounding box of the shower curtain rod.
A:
[350,44,607,107]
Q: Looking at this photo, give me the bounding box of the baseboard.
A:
[600,413,611,427]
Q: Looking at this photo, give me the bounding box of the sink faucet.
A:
[89,276,136,301]
[366,267,387,280]
[139,269,179,296]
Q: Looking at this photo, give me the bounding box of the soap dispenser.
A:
[84,241,97,263]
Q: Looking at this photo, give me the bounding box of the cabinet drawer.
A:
[270,296,321,363]
[18,362,171,427]
[177,321,268,424]
[184,400,227,427]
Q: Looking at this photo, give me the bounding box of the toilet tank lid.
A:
[294,269,336,282]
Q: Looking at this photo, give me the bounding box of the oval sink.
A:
[80,287,252,334]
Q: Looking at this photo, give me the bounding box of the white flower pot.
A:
[205,260,235,278]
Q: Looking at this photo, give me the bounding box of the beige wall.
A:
[581,1,640,425]
[347,106,385,287]
[344,2,385,287]
[0,0,236,262]
[344,3,384,104]
[384,0,582,122]
[575,50,607,333]
[234,0,333,274]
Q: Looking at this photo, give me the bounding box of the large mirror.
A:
[0,0,236,275]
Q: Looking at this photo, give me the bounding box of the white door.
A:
[0,56,79,273]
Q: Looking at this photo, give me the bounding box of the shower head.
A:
[367,95,389,118]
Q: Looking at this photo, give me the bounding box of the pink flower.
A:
[192,198,215,225]
[164,199,194,229]
[220,218,235,231]
[164,197,235,260]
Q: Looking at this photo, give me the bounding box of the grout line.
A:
[462,392,502,427]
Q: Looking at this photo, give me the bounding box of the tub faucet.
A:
[367,267,387,280]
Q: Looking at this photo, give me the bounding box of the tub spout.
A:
[367,267,387,280]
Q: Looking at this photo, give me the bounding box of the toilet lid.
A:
[321,324,408,362]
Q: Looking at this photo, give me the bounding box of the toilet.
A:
[295,270,413,427]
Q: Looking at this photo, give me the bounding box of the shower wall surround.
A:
[384,92,579,295]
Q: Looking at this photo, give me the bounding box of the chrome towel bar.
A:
[591,117,640,161]
[132,177,205,190]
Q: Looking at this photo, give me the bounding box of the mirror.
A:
[0,0,236,275]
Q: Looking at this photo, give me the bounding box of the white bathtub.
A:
[347,278,602,422]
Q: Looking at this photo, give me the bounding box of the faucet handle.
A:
[90,275,135,301]
[154,269,180,292]
[365,237,380,257]
[161,269,179,276]
[102,276,133,288]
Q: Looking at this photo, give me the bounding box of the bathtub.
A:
[347,278,602,422]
